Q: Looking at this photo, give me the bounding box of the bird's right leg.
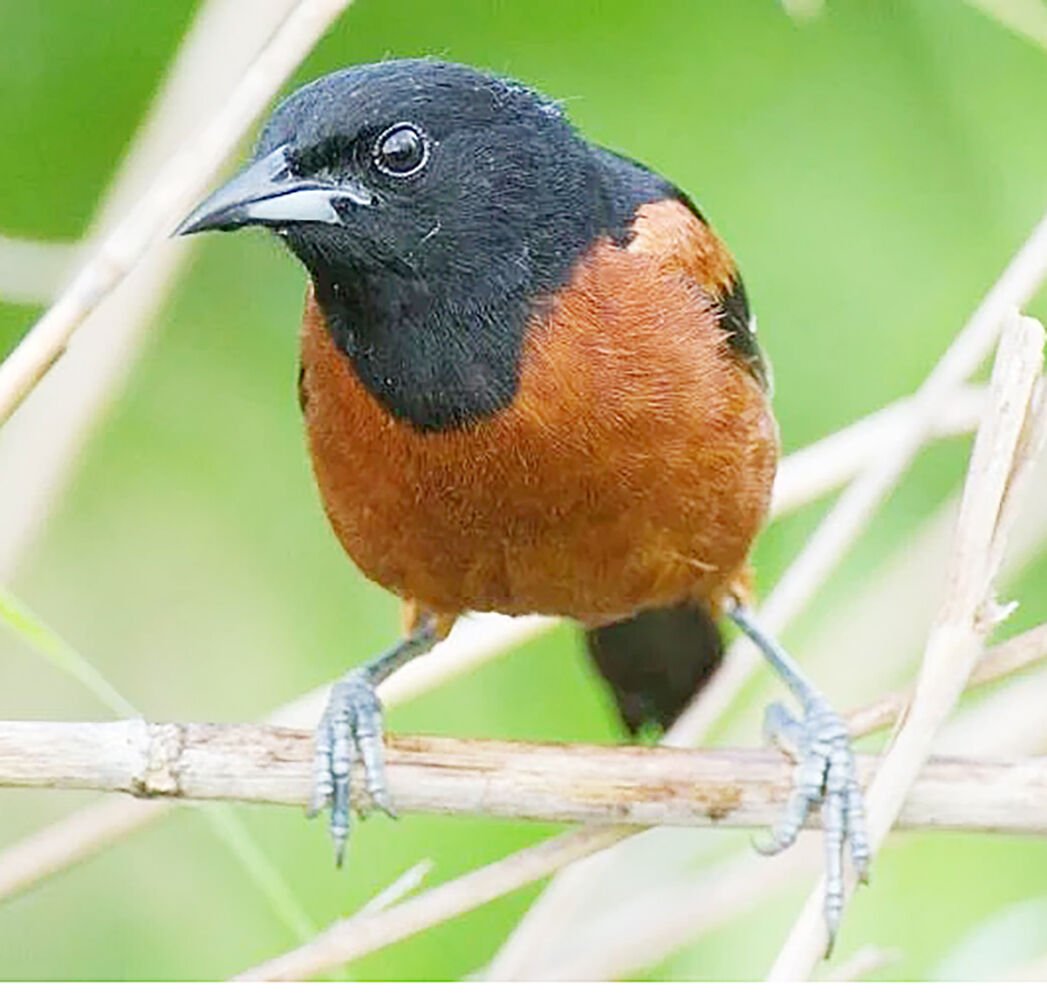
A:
[309,619,438,865]
[726,600,870,951]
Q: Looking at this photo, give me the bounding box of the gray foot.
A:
[308,667,393,866]
[306,624,438,866]
[759,694,871,947]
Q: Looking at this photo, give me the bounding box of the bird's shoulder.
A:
[592,146,770,392]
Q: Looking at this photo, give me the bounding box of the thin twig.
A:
[820,946,902,982]
[964,0,1047,52]
[359,860,433,916]
[0,0,307,581]
[771,384,984,515]
[526,844,811,981]
[768,312,1047,978]
[238,827,619,981]
[844,620,1047,737]
[0,0,353,427]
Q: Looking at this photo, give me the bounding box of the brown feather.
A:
[299,200,778,627]
[627,199,738,296]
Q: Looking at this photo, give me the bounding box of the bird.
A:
[178,58,869,942]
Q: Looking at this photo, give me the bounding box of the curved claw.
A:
[761,693,870,944]
[373,790,399,820]
[728,602,869,945]
[333,828,349,868]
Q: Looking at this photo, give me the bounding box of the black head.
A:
[178,60,662,430]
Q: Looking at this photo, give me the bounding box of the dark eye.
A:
[373,123,429,177]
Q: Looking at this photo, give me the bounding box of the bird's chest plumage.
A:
[298,243,778,624]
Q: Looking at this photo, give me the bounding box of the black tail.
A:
[584,604,724,735]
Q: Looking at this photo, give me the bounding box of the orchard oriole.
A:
[179,59,868,940]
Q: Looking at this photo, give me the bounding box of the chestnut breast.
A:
[299,216,778,625]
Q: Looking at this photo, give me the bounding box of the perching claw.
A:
[727,601,870,952]
[309,623,437,864]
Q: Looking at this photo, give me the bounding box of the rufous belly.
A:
[298,242,778,626]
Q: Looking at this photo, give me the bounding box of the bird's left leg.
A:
[726,600,870,949]
[309,619,438,865]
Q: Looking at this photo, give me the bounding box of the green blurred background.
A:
[2,0,1047,981]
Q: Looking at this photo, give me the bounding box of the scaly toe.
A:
[307,719,334,818]
[763,693,871,940]
[309,667,394,863]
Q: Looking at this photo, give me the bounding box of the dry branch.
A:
[4,606,1031,983]
[768,312,1047,978]
[820,946,902,982]
[0,0,353,427]
[0,0,311,580]
[844,620,1047,736]
[771,383,984,514]
[241,827,620,981]
[7,721,1047,837]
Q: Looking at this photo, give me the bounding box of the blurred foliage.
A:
[2,0,1047,982]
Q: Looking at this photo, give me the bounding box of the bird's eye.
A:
[373,123,429,178]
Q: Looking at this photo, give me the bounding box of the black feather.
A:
[585,604,724,734]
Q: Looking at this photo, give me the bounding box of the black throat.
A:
[310,261,534,433]
[295,142,678,433]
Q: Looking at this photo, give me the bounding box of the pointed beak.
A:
[175,145,374,236]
